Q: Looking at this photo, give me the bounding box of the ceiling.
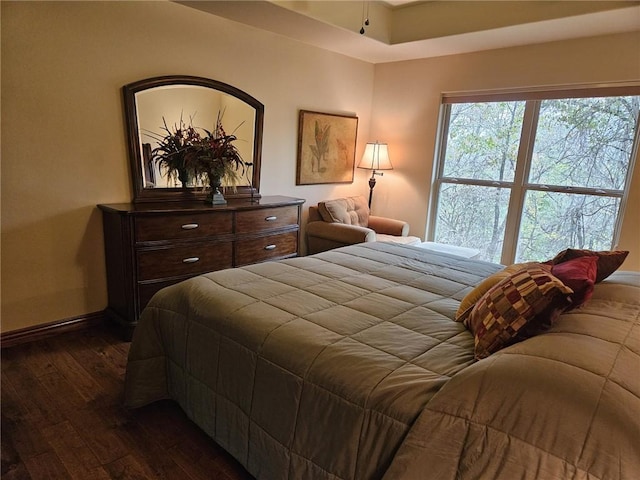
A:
[179,1,640,64]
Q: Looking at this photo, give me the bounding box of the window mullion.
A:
[501,100,540,264]
[426,104,452,241]
[527,184,624,197]
[612,112,640,248]
[439,178,513,188]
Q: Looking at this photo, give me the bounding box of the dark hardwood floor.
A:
[1,324,255,480]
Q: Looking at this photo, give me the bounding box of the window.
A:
[428,88,640,264]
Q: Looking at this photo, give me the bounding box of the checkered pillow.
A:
[455,262,542,322]
[464,265,573,359]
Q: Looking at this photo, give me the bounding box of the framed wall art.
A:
[296,110,358,185]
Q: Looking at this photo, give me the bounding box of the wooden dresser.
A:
[98,195,305,339]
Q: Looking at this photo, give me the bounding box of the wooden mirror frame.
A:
[123,75,263,203]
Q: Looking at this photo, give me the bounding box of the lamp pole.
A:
[367,169,383,208]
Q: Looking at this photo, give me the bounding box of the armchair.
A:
[306,196,420,254]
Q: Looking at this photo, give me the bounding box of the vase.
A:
[177,167,190,188]
[207,174,227,205]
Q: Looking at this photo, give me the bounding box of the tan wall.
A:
[0,1,374,333]
[370,31,640,270]
[2,2,638,334]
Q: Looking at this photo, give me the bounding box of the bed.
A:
[124,242,640,480]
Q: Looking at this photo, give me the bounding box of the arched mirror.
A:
[123,75,263,203]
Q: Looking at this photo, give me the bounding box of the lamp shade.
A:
[358,142,393,171]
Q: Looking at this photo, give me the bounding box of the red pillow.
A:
[550,248,628,283]
[551,255,597,309]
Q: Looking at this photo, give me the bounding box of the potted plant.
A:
[149,112,249,204]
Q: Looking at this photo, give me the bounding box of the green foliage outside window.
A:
[432,94,639,264]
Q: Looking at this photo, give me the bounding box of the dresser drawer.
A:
[135,212,233,242]
[137,278,184,314]
[137,242,233,281]
[235,231,298,266]
[236,206,299,234]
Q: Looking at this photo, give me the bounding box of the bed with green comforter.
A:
[124,242,640,479]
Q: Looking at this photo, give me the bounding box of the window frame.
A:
[427,83,640,265]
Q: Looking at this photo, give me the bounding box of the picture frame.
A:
[296,110,358,185]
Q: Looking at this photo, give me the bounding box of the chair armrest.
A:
[368,216,410,236]
[306,221,376,244]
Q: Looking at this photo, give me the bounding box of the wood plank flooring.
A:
[1,325,255,480]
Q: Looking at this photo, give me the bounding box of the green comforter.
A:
[125,243,640,479]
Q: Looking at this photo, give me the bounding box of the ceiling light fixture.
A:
[360,1,370,34]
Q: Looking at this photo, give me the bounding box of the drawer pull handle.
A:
[264,244,277,251]
[181,223,199,230]
[265,216,277,221]
[182,257,200,264]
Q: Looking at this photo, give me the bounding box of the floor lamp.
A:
[357,142,393,208]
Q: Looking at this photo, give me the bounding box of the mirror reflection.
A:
[136,86,255,189]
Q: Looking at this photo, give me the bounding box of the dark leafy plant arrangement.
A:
[147,112,248,190]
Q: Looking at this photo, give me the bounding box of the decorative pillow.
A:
[455,262,543,322]
[464,266,573,359]
[318,196,369,227]
[549,248,628,283]
[550,255,598,309]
